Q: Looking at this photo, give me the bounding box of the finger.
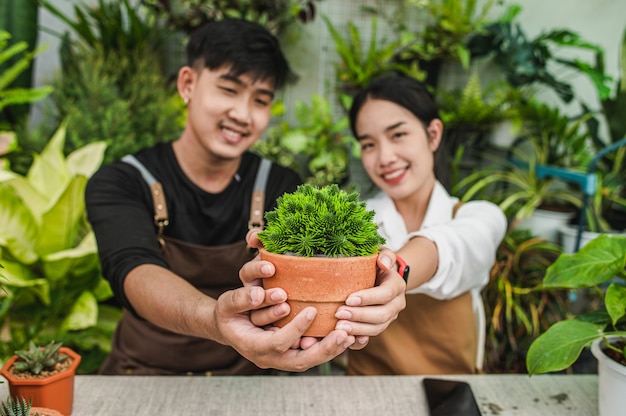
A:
[345,269,405,307]
[218,286,265,316]
[269,331,356,372]
[299,336,322,350]
[250,302,290,327]
[376,248,394,271]
[246,228,263,249]
[239,256,276,287]
[348,336,370,350]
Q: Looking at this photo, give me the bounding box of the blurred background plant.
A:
[140,0,323,36]
[253,94,357,187]
[0,125,120,373]
[482,228,568,373]
[33,0,183,168]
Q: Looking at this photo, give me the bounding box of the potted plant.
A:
[467,3,611,104]
[482,228,565,373]
[256,184,385,337]
[0,396,63,416]
[526,234,626,416]
[0,124,120,371]
[322,14,422,95]
[253,94,358,187]
[456,99,595,242]
[1,341,80,416]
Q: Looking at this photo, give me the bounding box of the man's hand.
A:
[213,284,355,372]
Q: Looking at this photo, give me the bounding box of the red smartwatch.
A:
[396,255,410,284]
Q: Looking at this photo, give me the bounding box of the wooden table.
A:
[0,374,598,415]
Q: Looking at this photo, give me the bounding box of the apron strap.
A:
[248,158,272,230]
[121,155,273,237]
[122,155,169,242]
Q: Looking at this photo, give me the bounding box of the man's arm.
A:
[124,263,356,371]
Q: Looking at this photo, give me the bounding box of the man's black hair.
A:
[186,19,296,89]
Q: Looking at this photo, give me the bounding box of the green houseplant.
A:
[467,3,611,104]
[322,14,422,94]
[482,228,566,373]
[0,124,121,372]
[1,341,80,416]
[257,184,385,336]
[253,94,357,187]
[37,0,182,164]
[526,234,626,416]
[0,396,62,416]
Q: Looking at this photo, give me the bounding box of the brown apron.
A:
[347,201,478,375]
[346,292,477,375]
[98,158,272,375]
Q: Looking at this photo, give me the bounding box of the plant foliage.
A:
[0,124,121,370]
[258,184,385,257]
[0,30,52,130]
[0,396,32,416]
[253,94,356,187]
[482,229,566,373]
[37,0,182,164]
[13,340,68,375]
[140,0,322,35]
[468,4,611,103]
[526,234,626,374]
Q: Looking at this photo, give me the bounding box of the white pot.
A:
[591,338,626,416]
[487,120,518,149]
[559,225,626,254]
[516,208,575,243]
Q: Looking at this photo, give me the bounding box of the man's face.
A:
[184,66,275,161]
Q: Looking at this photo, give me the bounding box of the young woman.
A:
[346,75,507,375]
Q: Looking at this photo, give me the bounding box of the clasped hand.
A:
[212,229,406,372]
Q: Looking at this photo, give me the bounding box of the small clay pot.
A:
[259,249,378,337]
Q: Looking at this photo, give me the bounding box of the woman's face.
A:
[355,98,443,202]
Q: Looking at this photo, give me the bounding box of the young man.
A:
[86,19,406,375]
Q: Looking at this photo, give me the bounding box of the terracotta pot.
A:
[31,407,64,416]
[259,249,378,337]
[1,347,81,416]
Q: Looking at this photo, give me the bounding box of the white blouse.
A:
[366,181,507,299]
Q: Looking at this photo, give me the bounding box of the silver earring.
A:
[184,97,189,105]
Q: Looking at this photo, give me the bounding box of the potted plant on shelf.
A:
[0,396,63,416]
[456,99,592,243]
[1,341,81,416]
[256,184,386,337]
[526,234,626,416]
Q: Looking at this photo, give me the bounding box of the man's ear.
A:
[177,66,196,102]
[426,119,444,152]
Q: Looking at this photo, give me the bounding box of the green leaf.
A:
[0,183,38,264]
[526,319,604,374]
[27,125,70,201]
[542,234,626,289]
[42,232,99,282]
[606,283,626,326]
[61,290,98,332]
[36,176,87,256]
[66,141,107,178]
[280,130,310,153]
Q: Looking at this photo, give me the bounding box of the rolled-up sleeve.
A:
[406,201,507,299]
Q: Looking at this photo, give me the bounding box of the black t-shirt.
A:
[85,143,302,309]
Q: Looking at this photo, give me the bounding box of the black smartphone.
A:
[423,378,482,416]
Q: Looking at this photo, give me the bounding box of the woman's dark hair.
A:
[186,19,296,89]
[348,74,451,191]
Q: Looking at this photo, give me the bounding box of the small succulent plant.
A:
[258,184,385,257]
[13,341,68,375]
[0,396,34,416]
